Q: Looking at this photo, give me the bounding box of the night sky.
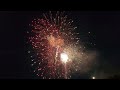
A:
[0,11,120,79]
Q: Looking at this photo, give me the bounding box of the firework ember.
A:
[27,11,92,79]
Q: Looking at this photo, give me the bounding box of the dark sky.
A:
[0,11,120,79]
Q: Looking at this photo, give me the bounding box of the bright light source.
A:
[92,76,95,79]
[60,53,68,63]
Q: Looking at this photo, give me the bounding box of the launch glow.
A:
[60,53,68,63]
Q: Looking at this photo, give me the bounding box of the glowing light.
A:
[60,53,68,63]
[92,76,95,79]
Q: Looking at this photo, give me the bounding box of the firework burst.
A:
[27,11,91,79]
